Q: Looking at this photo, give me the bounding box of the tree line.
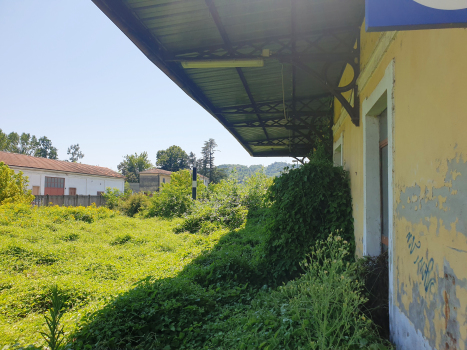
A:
[0,129,84,162]
[117,138,228,184]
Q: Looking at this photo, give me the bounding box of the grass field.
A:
[0,204,227,348]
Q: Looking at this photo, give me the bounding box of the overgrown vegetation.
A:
[0,205,213,347]
[0,162,34,205]
[264,147,355,284]
[0,150,392,349]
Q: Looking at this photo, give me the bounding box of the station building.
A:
[93,1,467,348]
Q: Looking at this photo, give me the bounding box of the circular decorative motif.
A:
[413,0,467,10]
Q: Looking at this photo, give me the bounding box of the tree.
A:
[34,136,58,159]
[188,152,197,169]
[210,167,228,184]
[199,138,218,182]
[0,162,34,205]
[156,145,189,172]
[67,144,84,162]
[7,132,20,153]
[0,130,8,151]
[19,133,38,155]
[117,152,153,183]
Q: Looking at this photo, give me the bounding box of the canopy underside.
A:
[93,0,364,157]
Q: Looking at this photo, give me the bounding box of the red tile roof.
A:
[140,168,172,175]
[0,151,124,178]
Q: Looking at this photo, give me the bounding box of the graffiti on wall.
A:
[406,232,436,293]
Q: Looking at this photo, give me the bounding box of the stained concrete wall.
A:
[128,183,140,193]
[33,195,106,207]
[333,24,467,349]
[140,173,160,193]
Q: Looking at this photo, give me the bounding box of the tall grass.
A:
[0,204,222,347]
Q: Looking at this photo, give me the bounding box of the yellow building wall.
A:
[334,25,467,349]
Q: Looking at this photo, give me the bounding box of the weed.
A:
[110,234,132,245]
[40,285,65,350]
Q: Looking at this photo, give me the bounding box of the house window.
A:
[32,186,40,195]
[163,178,165,183]
[333,134,343,167]
[97,191,104,196]
[44,177,65,195]
[69,187,77,196]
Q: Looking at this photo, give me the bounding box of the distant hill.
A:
[218,162,292,183]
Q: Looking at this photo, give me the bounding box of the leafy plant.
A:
[206,235,392,350]
[144,170,205,218]
[101,187,121,210]
[0,162,34,205]
[40,285,65,350]
[119,192,150,217]
[175,171,271,234]
[358,252,390,340]
[264,146,354,284]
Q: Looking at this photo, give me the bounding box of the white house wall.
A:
[11,167,124,195]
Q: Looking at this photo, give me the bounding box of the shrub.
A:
[358,251,390,340]
[175,171,271,234]
[264,147,354,284]
[0,162,34,205]
[144,170,205,218]
[101,187,121,210]
[206,235,391,350]
[119,192,150,217]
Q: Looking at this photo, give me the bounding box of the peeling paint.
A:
[395,155,467,349]
[396,155,467,237]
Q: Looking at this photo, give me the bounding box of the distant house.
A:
[139,168,172,193]
[132,169,209,193]
[0,151,124,196]
[198,174,209,187]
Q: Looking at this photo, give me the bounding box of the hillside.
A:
[218,161,292,182]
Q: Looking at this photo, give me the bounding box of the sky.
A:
[0,1,292,171]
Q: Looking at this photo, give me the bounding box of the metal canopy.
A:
[93,0,364,157]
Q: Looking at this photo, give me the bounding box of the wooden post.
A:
[192,167,197,200]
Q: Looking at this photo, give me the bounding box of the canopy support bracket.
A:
[286,49,360,127]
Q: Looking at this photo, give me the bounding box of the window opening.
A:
[44,176,65,195]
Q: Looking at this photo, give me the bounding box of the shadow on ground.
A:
[70,213,271,349]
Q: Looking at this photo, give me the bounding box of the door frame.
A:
[362,60,395,336]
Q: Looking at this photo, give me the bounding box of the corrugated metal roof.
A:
[93,0,364,157]
[0,152,124,178]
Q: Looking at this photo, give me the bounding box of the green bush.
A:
[144,170,205,218]
[101,187,121,210]
[206,235,391,350]
[0,162,34,205]
[264,147,354,284]
[119,192,150,217]
[175,171,271,234]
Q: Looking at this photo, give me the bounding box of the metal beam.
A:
[166,52,357,62]
[205,0,270,141]
[217,95,332,114]
[230,115,326,127]
[92,0,256,155]
[170,25,360,58]
[287,57,360,126]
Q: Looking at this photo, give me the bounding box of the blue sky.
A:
[0,1,292,170]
